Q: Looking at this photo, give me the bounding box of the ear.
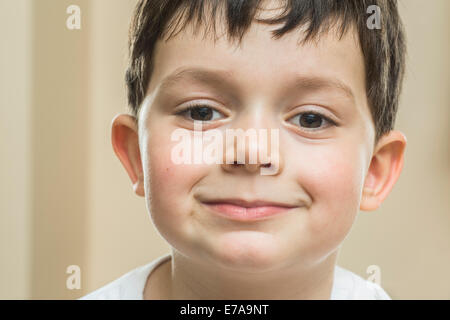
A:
[111,114,145,197]
[360,130,407,211]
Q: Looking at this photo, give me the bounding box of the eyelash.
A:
[286,110,337,131]
[175,103,337,130]
[175,103,226,123]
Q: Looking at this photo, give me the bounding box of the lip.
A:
[200,198,299,222]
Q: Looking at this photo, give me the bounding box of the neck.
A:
[150,249,339,300]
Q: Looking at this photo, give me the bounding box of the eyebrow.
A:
[157,66,356,103]
[158,66,235,93]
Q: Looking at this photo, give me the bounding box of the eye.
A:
[176,104,226,122]
[287,111,337,130]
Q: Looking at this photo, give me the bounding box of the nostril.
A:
[232,161,271,168]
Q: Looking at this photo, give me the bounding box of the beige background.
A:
[0,0,448,299]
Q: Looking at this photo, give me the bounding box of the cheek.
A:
[296,144,364,243]
[143,126,207,231]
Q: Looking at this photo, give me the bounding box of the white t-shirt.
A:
[79,253,391,300]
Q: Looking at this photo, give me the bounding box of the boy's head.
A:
[112,0,407,272]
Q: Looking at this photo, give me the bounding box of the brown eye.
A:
[287,111,335,130]
[300,113,323,128]
[190,106,213,121]
[177,104,225,122]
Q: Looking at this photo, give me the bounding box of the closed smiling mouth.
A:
[199,198,300,222]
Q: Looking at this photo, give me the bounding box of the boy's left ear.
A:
[360,130,407,211]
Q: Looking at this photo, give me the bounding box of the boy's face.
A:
[130,16,379,272]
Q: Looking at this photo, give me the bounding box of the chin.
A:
[211,230,283,273]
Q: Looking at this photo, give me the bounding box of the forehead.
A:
[147,7,368,118]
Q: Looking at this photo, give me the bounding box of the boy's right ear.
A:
[111,114,145,197]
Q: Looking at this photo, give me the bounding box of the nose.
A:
[223,159,272,174]
[220,109,281,175]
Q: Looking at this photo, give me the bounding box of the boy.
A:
[81,0,407,299]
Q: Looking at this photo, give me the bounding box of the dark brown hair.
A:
[125,0,406,144]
